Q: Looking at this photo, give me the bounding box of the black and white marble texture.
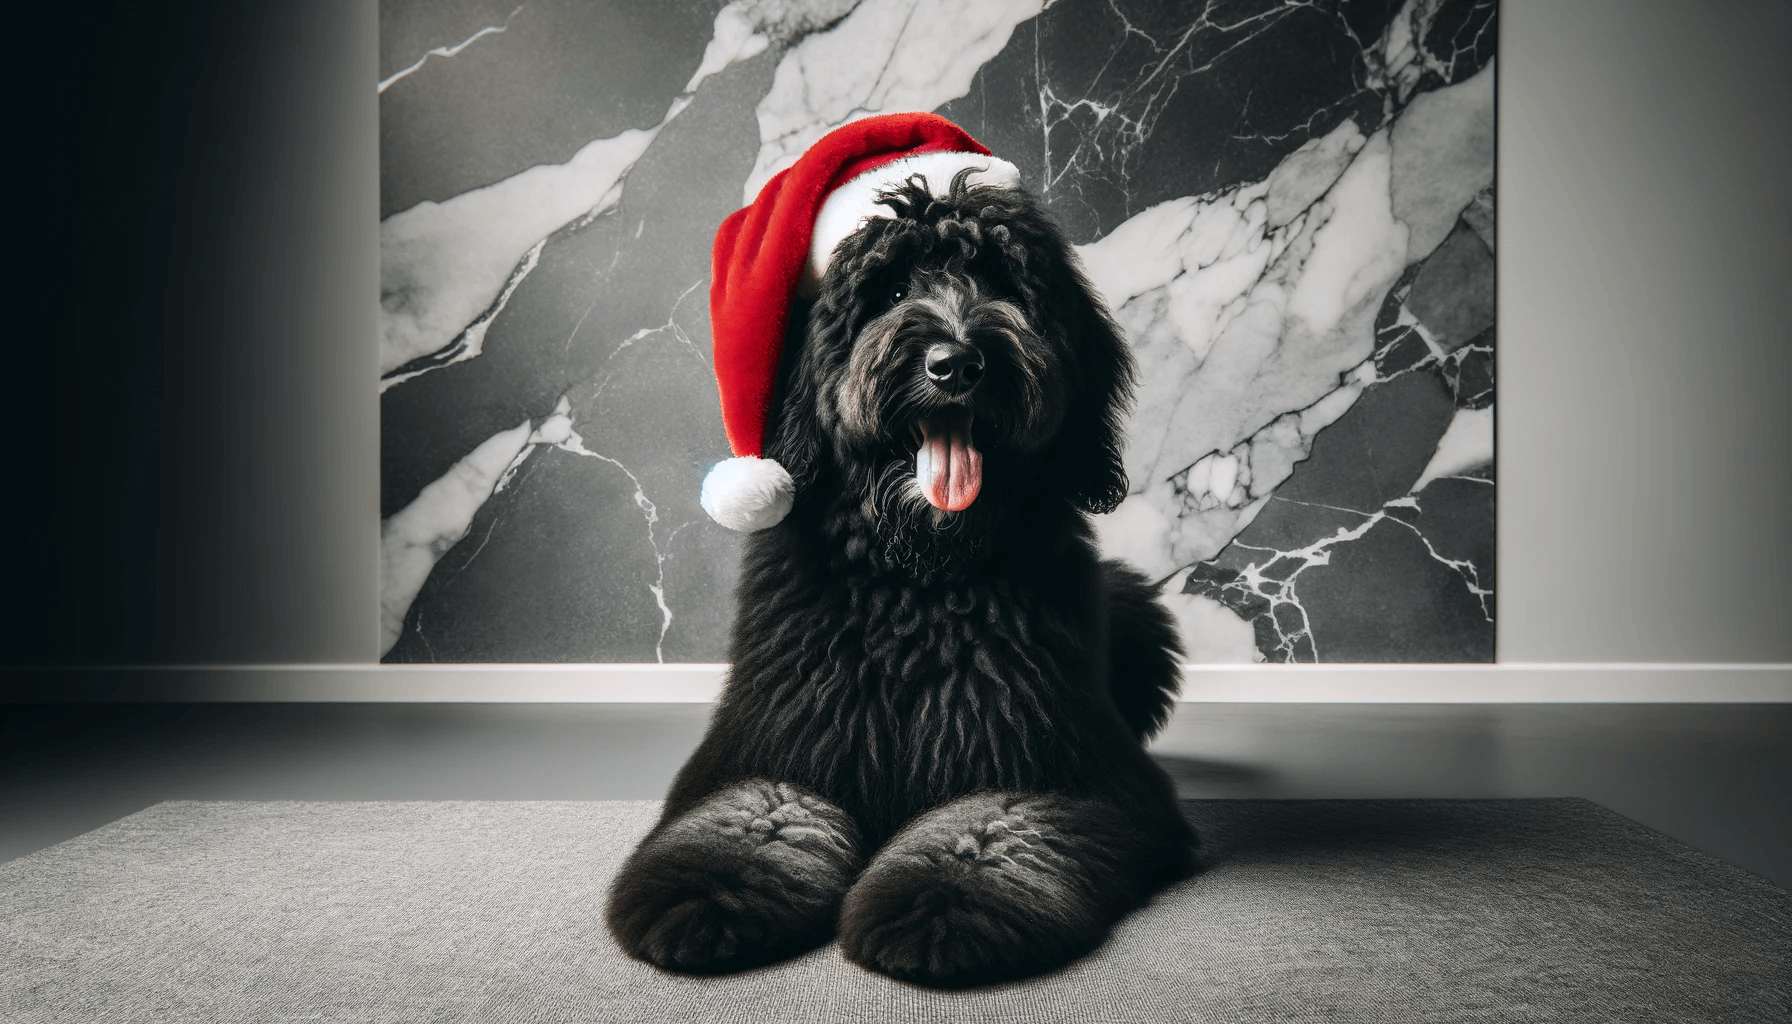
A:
[379,0,1497,664]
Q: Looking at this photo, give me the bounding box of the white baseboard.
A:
[4,663,1788,703]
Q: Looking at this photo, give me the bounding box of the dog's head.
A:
[764,170,1134,568]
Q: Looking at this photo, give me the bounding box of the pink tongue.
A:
[917,418,982,512]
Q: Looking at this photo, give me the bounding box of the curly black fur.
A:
[606,780,862,972]
[606,172,1196,987]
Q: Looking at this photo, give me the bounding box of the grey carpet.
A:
[2,800,1787,1023]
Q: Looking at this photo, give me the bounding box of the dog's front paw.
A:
[838,794,1117,987]
[606,780,862,973]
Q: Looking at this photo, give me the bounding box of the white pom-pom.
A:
[700,456,795,532]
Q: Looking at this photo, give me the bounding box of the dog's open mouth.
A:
[911,411,982,512]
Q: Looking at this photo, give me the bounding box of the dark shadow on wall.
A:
[6,1,377,667]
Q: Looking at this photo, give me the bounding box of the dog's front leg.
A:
[838,791,1191,987]
[605,779,863,973]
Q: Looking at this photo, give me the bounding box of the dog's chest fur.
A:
[717,507,1111,836]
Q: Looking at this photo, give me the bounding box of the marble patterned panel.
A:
[379,0,1498,664]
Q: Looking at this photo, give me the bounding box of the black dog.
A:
[606,171,1195,987]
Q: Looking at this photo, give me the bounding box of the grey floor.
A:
[3,703,1788,888]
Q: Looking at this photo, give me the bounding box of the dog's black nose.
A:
[925,342,984,393]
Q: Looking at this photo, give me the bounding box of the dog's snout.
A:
[925,342,984,393]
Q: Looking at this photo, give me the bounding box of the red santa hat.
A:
[701,112,1020,532]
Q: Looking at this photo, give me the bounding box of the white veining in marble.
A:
[555,423,688,665]
[381,373,698,662]
[380,418,535,656]
[742,0,1045,204]
[379,4,525,95]
[1080,60,1494,584]
[1162,580,1264,664]
[1216,482,1493,664]
[381,391,586,658]
[380,127,659,377]
[557,280,712,663]
[1264,120,1369,229]
[1374,0,1451,107]
[1371,0,1497,110]
[381,240,545,393]
[589,278,712,389]
[1389,58,1495,260]
[1079,132,1399,577]
[379,0,821,383]
[493,395,575,497]
[686,0,862,95]
[1412,404,1494,494]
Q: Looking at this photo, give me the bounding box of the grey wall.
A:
[1500,0,1792,662]
[9,2,380,665]
[7,0,1787,668]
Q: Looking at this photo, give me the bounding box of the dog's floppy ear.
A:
[1039,245,1135,515]
[759,296,829,495]
[764,226,902,495]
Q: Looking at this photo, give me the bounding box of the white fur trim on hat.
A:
[700,455,795,532]
[799,150,1022,297]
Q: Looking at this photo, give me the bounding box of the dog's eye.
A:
[888,282,908,305]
